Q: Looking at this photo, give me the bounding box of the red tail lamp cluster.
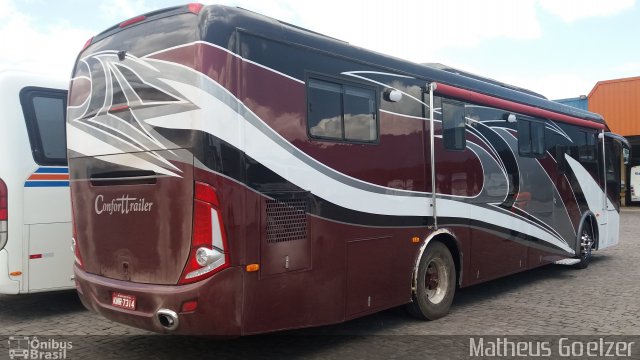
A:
[179,182,229,284]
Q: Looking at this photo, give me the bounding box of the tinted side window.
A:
[549,131,572,174]
[518,118,546,157]
[307,77,377,142]
[442,101,466,150]
[308,79,343,139]
[20,88,68,165]
[578,131,597,162]
[343,86,376,141]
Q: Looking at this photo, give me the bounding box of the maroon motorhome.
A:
[67,3,629,335]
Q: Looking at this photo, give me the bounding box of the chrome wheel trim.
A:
[580,230,594,260]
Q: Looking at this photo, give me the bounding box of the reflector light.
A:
[246,264,260,272]
[9,271,22,276]
[411,236,420,243]
[119,15,146,28]
[187,3,204,14]
[181,300,198,313]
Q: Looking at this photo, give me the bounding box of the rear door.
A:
[19,87,74,291]
[70,151,195,285]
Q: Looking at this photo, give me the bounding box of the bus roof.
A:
[211,5,605,126]
[87,4,606,127]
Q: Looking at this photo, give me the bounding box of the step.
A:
[554,258,581,266]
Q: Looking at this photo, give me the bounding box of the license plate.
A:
[111,292,136,310]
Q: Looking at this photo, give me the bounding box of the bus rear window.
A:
[20,87,68,165]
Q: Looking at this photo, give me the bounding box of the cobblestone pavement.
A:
[1,209,639,359]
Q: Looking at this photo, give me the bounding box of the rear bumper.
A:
[74,264,243,335]
[0,249,20,294]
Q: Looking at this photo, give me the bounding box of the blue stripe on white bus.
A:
[24,181,69,187]
[34,167,69,174]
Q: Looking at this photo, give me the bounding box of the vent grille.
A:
[266,198,308,243]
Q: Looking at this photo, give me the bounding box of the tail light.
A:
[179,182,229,284]
[81,36,94,51]
[0,178,7,250]
[187,3,204,14]
[119,15,146,28]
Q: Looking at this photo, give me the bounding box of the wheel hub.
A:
[426,267,440,289]
[423,258,448,304]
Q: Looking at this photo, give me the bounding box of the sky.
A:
[1,0,639,100]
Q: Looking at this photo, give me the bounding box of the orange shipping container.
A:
[588,76,640,136]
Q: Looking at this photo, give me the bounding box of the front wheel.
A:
[406,241,456,320]
[574,223,595,269]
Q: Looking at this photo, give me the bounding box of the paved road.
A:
[1,209,639,359]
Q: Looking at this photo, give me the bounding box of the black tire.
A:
[574,222,595,269]
[405,241,456,320]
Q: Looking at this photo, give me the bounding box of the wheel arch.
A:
[411,229,463,297]
[577,211,599,252]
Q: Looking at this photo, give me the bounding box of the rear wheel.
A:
[406,241,456,320]
[574,223,595,269]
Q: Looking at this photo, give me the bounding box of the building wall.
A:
[588,76,640,136]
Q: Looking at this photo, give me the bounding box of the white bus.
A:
[631,165,640,203]
[0,71,73,294]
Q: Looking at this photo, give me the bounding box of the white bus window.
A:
[20,88,67,165]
